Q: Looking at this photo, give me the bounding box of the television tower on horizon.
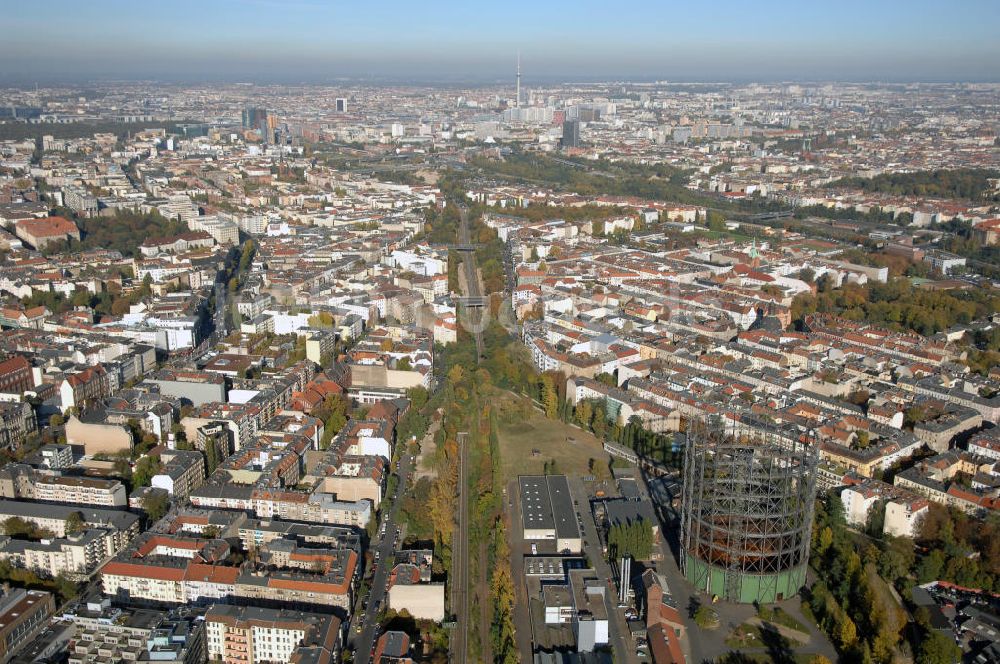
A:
[516,51,521,108]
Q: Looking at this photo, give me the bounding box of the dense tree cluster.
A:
[396,387,431,450]
[607,518,654,561]
[142,490,170,523]
[0,120,188,142]
[306,311,334,328]
[399,333,519,661]
[132,455,163,490]
[471,151,719,207]
[472,214,506,294]
[935,218,1000,280]
[827,168,1000,201]
[398,476,435,542]
[64,511,86,536]
[203,438,221,475]
[399,363,486,580]
[313,393,350,449]
[490,509,518,664]
[0,559,77,602]
[70,210,188,257]
[809,497,908,663]
[224,240,257,294]
[514,203,630,223]
[419,204,462,244]
[809,493,1000,663]
[914,503,1000,592]
[914,609,962,664]
[792,277,1000,338]
[446,250,461,292]
[3,516,54,540]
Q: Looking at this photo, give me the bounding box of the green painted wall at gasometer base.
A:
[684,556,807,604]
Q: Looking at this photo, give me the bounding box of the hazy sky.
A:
[2,0,998,83]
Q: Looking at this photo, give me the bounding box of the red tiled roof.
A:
[15,216,77,237]
[184,563,239,585]
[0,355,30,376]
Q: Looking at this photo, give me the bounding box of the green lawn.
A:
[726,620,809,651]
[495,393,609,482]
[716,653,818,664]
[704,229,755,241]
[759,606,809,634]
[725,624,766,649]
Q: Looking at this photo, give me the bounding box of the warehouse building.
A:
[518,475,582,554]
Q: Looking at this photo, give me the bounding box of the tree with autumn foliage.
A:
[539,374,558,419]
[490,519,518,664]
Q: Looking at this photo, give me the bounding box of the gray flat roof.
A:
[618,478,641,500]
[518,475,580,541]
[547,475,580,540]
[0,499,138,531]
[605,498,655,527]
[381,630,409,657]
[519,476,554,532]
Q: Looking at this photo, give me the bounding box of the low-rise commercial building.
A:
[519,475,582,554]
[541,568,610,653]
[386,560,445,621]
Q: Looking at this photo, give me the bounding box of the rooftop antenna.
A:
[516,51,521,108]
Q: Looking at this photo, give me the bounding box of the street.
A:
[349,451,414,664]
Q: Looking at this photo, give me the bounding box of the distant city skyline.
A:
[1,0,998,83]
